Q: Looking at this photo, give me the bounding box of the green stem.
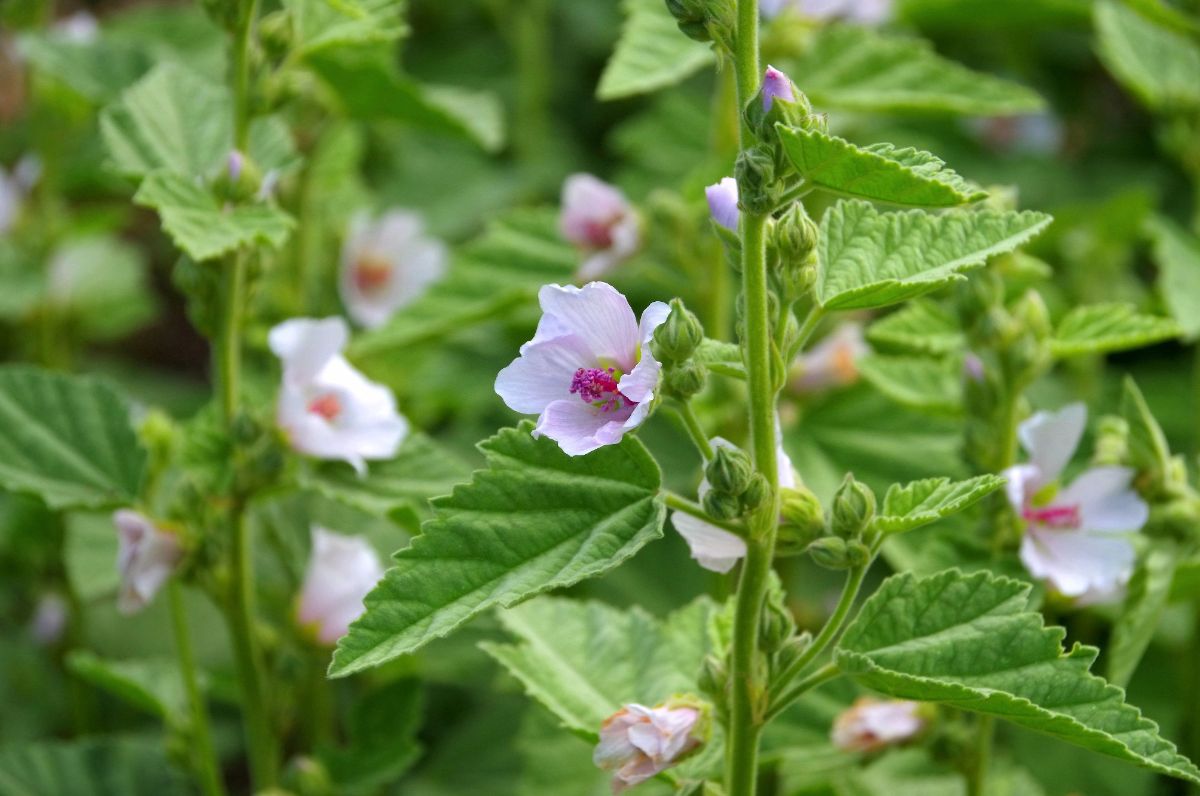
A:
[664,491,747,536]
[217,253,247,422]
[169,582,226,796]
[967,715,994,796]
[764,662,842,723]
[230,0,259,152]
[512,0,551,166]
[673,401,715,460]
[786,304,826,363]
[768,564,866,702]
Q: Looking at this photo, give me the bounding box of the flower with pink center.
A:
[339,210,447,329]
[1003,403,1148,604]
[763,66,796,112]
[559,174,641,280]
[114,510,183,615]
[297,527,384,645]
[705,177,739,231]
[270,317,409,474]
[792,322,869,393]
[495,282,669,456]
[672,438,797,573]
[831,698,924,752]
[593,702,704,793]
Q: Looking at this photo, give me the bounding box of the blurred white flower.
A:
[1003,403,1148,604]
[270,317,409,474]
[792,322,869,392]
[594,702,703,793]
[0,155,39,235]
[705,177,739,231]
[967,112,1065,157]
[53,11,99,44]
[831,698,924,752]
[763,0,893,23]
[114,510,183,615]
[559,174,641,280]
[30,593,69,645]
[297,527,384,645]
[339,210,447,330]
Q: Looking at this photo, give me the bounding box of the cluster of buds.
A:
[665,0,736,50]
[702,443,770,520]
[807,473,875,570]
[652,298,708,401]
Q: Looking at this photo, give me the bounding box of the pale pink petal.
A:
[537,283,641,369]
[534,398,634,456]
[705,177,739,231]
[1003,463,1042,514]
[269,317,349,383]
[672,513,746,573]
[495,334,595,414]
[1058,466,1148,532]
[1020,526,1135,599]
[298,528,384,645]
[1018,403,1086,485]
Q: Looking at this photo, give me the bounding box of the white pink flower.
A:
[593,703,703,793]
[270,317,409,474]
[792,322,869,392]
[339,210,447,329]
[705,177,739,231]
[297,527,384,645]
[1004,403,1148,605]
[831,698,924,752]
[495,282,669,456]
[114,510,183,615]
[559,174,641,280]
[672,439,797,573]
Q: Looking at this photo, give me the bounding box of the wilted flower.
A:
[339,210,447,330]
[1004,403,1148,604]
[672,439,797,573]
[705,177,739,231]
[270,317,409,474]
[831,698,924,752]
[559,174,641,280]
[30,593,69,645]
[495,282,669,456]
[114,510,183,615]
[792,323,869,392]
[594,702,704,793]
[297,527,384,645]
[762,65,796,111]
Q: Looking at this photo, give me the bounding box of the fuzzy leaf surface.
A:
[1095,1,1200,110]
[597,0,715,100]
[866,301,964,355]
[858,354,963,414]
[1050,303,1180,357]
[329,423,665,676]
[873,475,1004,534]
[837,569,1200,785]
[0,738,188,795]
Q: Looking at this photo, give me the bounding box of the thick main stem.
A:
[169,582,226,796]
[230,0,258,152]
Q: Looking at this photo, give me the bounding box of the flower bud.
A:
[705,176,739,231]
[807,536,851,569]
[594,698,709,793]
[772,631,813,673]
[831,474,875,540]
[1011,289,1052,342]
[258,10,294,61]
[734,146,782,215]
[760,594,796,653]
[744,65,822,140]
[706,445,755,497]
[773,202,819,264]
[283,756,334,796]
[703,489,744,521]
[663,361,708,400]
[698,653,727,697]
[740,472,770,512]
[1091,415,1129,467]
[214,150,264,203]
[653,298,705,364]
[832,698,926,753]
[665,0,734,44]
[779,485,825,540]
[762,65,795,112]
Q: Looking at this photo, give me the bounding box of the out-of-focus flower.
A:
[1003,403,1147,604]
[53,11,100,44]
[339,210,447,329]
[30,593,69,645]
[114,510,183,615]
[762,65,796,112]
[792,323,869,392]
[559,174,641,280]
[763,0,893,23]
[967,112,1064,157]
[831,698,924,752]
[963,352,985,383]
[0,155,40,235]
[672,439,797,573]
[296,527,384,645]
[270,317,409,474]
[495,282,669,456]
[594,701,705,793]
[705,177,739,231]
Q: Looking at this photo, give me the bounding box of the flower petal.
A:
[534,398,634,456]
[537,283,640,369]
[672,512,746,573]
[1020,525,1135,599]
[269,317,349,384]
[1018,402,1086,484]
[495,334,595,415]
[1059,466,1148,532]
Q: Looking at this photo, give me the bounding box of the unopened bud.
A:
[831,474,875,540]
[653,298,705,363]
[283,755,334,796]
[734,146,782,215]
[1012,290,1051,342]
[745,65,821,140]
[808,536,851,569]
[779,485,824,537]
[707,445,754,497]
[698,653,727,697]
[740,472,770,512]
[214,150,263,203]
[258,10,294,60]
[665,0,711,41]
[705,176,739,232]
[664,361,708,399]
[1092,416,1129,467]
[760,596,796,653]
[773,632,813,673]
[703,490,743,521]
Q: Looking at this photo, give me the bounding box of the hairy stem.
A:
[664,491,747,536]
[169,582,226,796]
[230,0,259,152]
[673,400,715,460]
[765,662,842,723]
[967,715,995,796]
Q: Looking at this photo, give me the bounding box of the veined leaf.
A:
[1050,303,1180,357]
[866,301,964,355]
[1095,1,1200,111]
[597,0,715,101]
[482,597,715,736]
[787,26,1043,115]
[0,367,145,510]
[1146,216,1200,341]
[1107,546,1176,689]
[18,33,152,104]
[1120,376,1173,480]
[858,354,963,414]
[874,475,1004,534]
[321,679,424,793]
[285,0,407,55]
[65,652,193,723]
[777,127,985,207]
[816,201,1052,310]
[837,569,1200,785]
[329,423,666,677]
[134,172,295,262]
[0,738,188,795]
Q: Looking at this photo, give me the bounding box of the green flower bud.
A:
[845,539,870,568]
[703,489,744,521]
[258,9,294,61]
[698,653,727,697]
[831,474,875,540]
[282,756,334,796]
[740,473,770,512]
[773,203,819,264]
[665,0,711,40]
[779,485,824,539]
[706,445,754,497]
[759,593,796,653]
[213,150,264,204]
[1011,290,1052,342]
[807,536,852,570]
[1091,415,1129,467]
[772,631,812,674]
[663,361,708,400]
[653,298,705,364]
[734,146,783,215]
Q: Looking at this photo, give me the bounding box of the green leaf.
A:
[18,33,152,104]
[858,354,963,414]
[1145,216,1200,341]
[0,738,188,795]
[597,0,715,101]
[816,201,1052,310]
[0,367,145,510]
[873,475,1005,534]
[321,679,423,793]
[787,26,1043,115]
[1120,376,1173,479]
[65,652,192,723]
[1107,546,1176,689]
[1095,1,1200,111]
[777,127,985,207]
[329,423,666,677]
[133,172,295,262]
[45,236,157,341]
[482,596,715,736]
[837,569,1200,785]
[285,0,407,56]
[866,300,964,355]
[1050,303,1180,357]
